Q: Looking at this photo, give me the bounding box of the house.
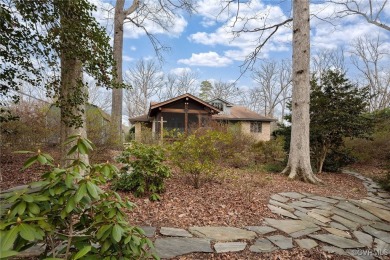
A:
[129,93,276,142]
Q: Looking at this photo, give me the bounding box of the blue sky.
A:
[91,0,390,102]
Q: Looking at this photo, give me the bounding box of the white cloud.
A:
[170,67,192,75]
[178,52,232,67]
[189,1,292,61]
[123,55,134,62]
[123,14,188,39]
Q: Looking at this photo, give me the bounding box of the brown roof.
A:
[212,106,276,122]
[129,114,149,123]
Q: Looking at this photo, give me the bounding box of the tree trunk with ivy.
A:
[281,0,322,184]
[59,5,89,167]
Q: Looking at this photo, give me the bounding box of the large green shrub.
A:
[0,135,156,259]
[169,130,228,188]
[113,142,171,201]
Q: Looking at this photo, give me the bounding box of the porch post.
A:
[184,102,188,134]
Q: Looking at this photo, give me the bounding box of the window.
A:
[250,122,262,133]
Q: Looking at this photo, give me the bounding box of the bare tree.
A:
[252,60,292,118]
[124,59,164,118]
[311,48,346,81]
[209,80,241,103]
[87,81,112,113]
[238,87,265,115]
[281,0,322,184]
[158,69,198,100]
[110,0,195,145]
[351,35,390,111]
[329,0,390,31]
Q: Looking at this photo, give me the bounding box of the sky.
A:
[86,0,390,124]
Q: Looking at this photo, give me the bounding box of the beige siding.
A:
[241,121,271,141]
[134,122,142,142]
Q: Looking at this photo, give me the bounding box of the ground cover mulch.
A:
[122,168,367,228]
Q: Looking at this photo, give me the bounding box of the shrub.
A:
[321,147,356,172]
[252,137,286,165]
[169,130,228,188]
[0,135,156,259]
[113,142,171,201]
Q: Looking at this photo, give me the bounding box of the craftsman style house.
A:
[129,93,276,141]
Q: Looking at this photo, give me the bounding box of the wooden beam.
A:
[184,102,188,134]
[160,108,209,114]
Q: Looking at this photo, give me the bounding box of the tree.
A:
[8,0,115,164]
[199,80,213,100]
[350,35,390,111]
[329,0,390,31]
[209,80,241,103]
[110,0,195,146]
[0,2,43,122]
[124,59,164,118]
[310,70,372,173]
[252,60,292,117]
[281,0,322,183]
[158,69,198,101]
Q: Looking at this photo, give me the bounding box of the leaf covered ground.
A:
[1,148,372,260]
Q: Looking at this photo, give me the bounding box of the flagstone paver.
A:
[140,226,156,237]
[361,225,390,243]
[289,227,321,238]
[154,237,212,258]
[335,201,381,221]
[311,196,339,204]
[264,218,318,234]
[245,226,276,235]
[370,222,390,232]
[321,246,348,256]
[289,201,317,208]
[279,192,306,199]
[374,238,390,252]
[267,204,298,219]
[160,227,193,237]
[309,234,365,248]
[188,227,256,241]
[357,202,390,222]
[269,199,295,212]
[270,194,290,203]
[295,238,318,250]
[353,231,373,247]
[249,238,277,253]
[324,227,352,238]
[267,235,293,249]
[331,214,360,230]
[330,221,349,231]
[307,211,332,223]
[214,242,247,253]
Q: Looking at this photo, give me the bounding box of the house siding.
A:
[241,121,271,141]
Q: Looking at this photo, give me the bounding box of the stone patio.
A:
[150,170,390,259]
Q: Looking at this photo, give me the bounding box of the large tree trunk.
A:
[281,0,322,184]
[110,0,125,147]
[59,3,89,168]
[59,56,89,168]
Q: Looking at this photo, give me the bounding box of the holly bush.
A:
[0,135,157,259]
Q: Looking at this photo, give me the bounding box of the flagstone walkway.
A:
[146,170,390,259]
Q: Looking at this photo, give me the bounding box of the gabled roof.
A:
[149,93,221,114]
[212,106,276,122]
[209,98,234,107]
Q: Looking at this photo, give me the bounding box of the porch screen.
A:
[162,112,185,132]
